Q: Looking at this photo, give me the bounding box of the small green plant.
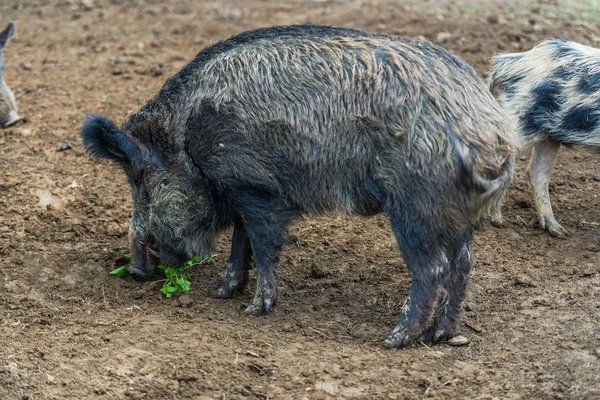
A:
[155,258,196,298]
[110,253,131,277]
[109,253,212,298]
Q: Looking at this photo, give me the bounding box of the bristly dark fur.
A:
[81,24,518,348]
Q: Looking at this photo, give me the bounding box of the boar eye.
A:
[133,177,142,186]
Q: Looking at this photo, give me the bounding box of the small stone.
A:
[310,263,331,279]
[46,374,55,384]
[594,348,600,358]
[448,335,470,346]
[487,13,499,24]
[20,62,32,71]
[219,8,242,20]
[315,381,339,395]
[80,0,94,11]
[514,274,537,288]
[464,302,475,311]
[150,64,163,77]
[56,140,73,151]
[436,32,452,44]
[177,294,193,307]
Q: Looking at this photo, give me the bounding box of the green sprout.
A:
[109,253,213,298]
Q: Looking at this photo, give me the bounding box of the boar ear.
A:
[0,23,15,48]
[80,114,142,165]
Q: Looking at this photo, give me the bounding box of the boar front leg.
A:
[237,198,298,316]
[215,218,253,298]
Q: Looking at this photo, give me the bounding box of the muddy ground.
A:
[0,0,599,399]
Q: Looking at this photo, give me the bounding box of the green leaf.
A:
[167,286,178,293]
[110,266,130,277]
[190,256,200,264]
[164,267,176,278]
[124,252,131,259]
[180,281,191,292]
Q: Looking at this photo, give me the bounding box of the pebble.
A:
[436,32,452,44]
[594,348,600,358]
[177,294,193,307]
[514,274,537,288]
[80,0,94,11]
[487,13,499,24]
[56,140,73,151]
[310,263,331,279]
[448,335,470,346]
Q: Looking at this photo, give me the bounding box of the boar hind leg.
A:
[215,218,253,299]
[382,207,451,348]
[237,196,299,316]
[528,137,569,238]
[418,227,473,343]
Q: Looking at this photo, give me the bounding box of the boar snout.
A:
[128,238,161,279]
[128,237,188,279]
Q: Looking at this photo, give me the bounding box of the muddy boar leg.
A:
[418,227,473,343]
[215,218,253,298]
[382,212,450,348]
[240,202,297,316]
[528,137,569,238]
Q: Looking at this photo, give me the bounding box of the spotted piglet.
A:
[488,39,600,238]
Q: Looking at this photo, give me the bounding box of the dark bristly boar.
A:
[0,22,19,128]
[81,24,517,347]
[488,39,600,238]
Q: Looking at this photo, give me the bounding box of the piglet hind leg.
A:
[528,137,569,238]
[417,227,473,343]
[382,208,451,348]
[214,218,253,298]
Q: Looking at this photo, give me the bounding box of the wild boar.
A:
[81,24,516,347]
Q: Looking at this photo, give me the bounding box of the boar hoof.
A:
[214,274,248,299]
[243,293,276,316]
[382,324,415,348]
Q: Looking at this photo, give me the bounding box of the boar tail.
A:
[447,125,514,204]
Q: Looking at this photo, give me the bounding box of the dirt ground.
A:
[0,0,599,399]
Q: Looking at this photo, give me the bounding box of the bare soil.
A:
[0,1,599,399]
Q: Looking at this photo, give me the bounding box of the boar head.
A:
[80,114,220,278]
